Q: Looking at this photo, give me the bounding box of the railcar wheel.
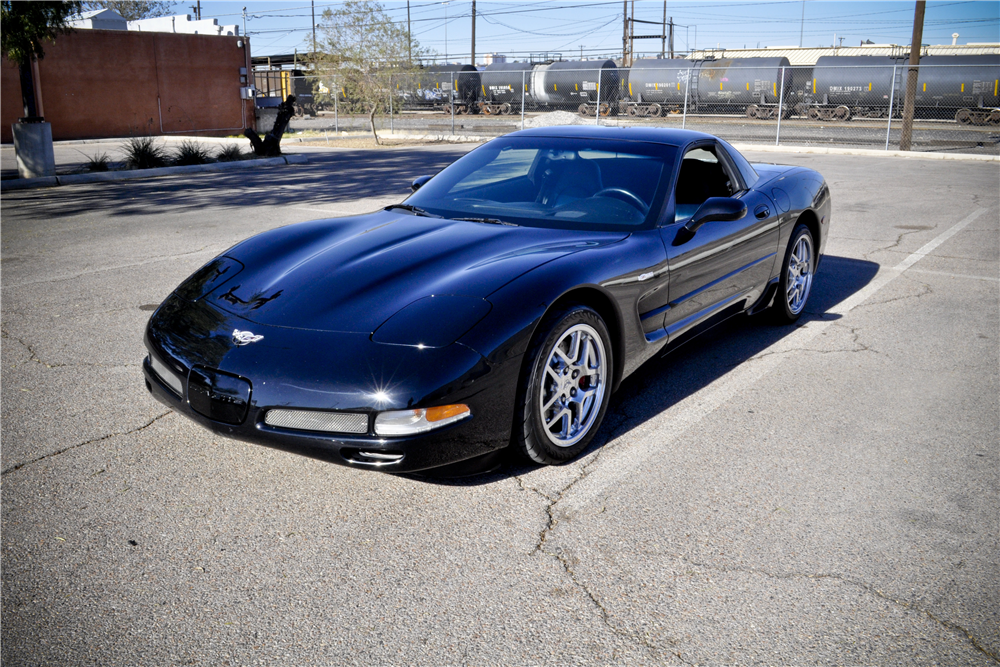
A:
[599,103,611,117]
[627,105,639,116]
[989,110,1000,126]
[578,103,590,116]
[772,223,815,324]
[746,104,759,119]
[833,105,851,121]
[808,107,820,120]
[648,103,662,118]
[955,108,973,125]
[516,305,613,465]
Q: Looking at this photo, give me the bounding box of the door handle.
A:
[754,205,770,219]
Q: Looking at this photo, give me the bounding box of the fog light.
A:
[374,404,471,436]
[148,354,184,397]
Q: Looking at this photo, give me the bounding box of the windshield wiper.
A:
[452,217,519,227]
[384,204,442,218]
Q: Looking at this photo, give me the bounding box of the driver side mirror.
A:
[411,175,433,192]
[673,197,747,245]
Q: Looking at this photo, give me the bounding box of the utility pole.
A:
[311,1,317,58]
[669,18,674,58]
[622,0,628,65]
[799,0,805,47]
[899,0,926,151]
[407,1,412,64]
[630,0,635,64]
[661,1,666,58]
[471,0,476,66]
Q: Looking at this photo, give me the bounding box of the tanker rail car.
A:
[807,55,1000,124]
[317,54,998,126]
[476,59,621,115]
[624,57,796,119]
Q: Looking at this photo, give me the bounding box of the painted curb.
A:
[731,143,1000,162]
[1,155,308,191]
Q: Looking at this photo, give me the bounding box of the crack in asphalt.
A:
[514,423,679,662]
[736,321,878,366]
[1,411,173,476]
[677,557,1000,664]
[1,328,138,370]
[861,227,931,263]
[1,328,67,368]
[0,246,218,290]
[852,274,934,310]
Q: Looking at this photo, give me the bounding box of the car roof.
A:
[506,125,717,147]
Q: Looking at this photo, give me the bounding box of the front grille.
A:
[264,409,369,434]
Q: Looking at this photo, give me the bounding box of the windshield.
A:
[405,136,677,231]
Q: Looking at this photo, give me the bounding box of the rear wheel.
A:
[772,223,815,323]
[516,305,613,465]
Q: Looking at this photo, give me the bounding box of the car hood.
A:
[197,209,628,333]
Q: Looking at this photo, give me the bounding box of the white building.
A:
[129,15,240,36]
[68,9,239,36]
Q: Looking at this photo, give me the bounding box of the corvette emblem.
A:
[232,329,263,346]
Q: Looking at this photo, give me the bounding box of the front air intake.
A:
[264,409,368,434]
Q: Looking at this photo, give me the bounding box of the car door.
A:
[657,141,780,340]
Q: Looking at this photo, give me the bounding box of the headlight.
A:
[374,404,471,436]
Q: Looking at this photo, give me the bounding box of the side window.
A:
[719,139,759,188]
[675,145,737,222]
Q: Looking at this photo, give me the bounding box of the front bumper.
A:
[143,296,517,473]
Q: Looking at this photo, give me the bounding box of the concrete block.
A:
[12,122,56,179]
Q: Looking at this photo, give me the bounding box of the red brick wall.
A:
[2,30,253,142]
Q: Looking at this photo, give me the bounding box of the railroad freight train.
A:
[398,54,1000,125]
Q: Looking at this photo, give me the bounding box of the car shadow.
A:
[414,254,881,486]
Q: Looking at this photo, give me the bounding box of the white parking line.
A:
[563,207,991,508]
[906,268,1000,282]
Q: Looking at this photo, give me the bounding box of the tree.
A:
[313,0,428,144]
[82,1,176,21]
[2,1,80,64]
[1,0,81,117]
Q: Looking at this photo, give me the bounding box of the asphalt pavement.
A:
[1,144,997,665]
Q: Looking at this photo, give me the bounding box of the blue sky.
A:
[193,0,1000,59]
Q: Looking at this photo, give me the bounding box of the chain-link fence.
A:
[264,62,999,154]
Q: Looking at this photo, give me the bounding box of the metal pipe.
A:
[885,64,898,150]
[682,71,689,129]
[521,69,525,131]
[595,67,601,125]
[775,66,785,146]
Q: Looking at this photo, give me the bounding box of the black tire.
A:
[515,305,614,465]
[772,223,815,324]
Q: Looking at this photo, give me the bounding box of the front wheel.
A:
[516,305,613,465]
[772,223,815,323]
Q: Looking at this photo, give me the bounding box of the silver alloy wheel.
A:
[538,323,607,448]
[786,232,814,315]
